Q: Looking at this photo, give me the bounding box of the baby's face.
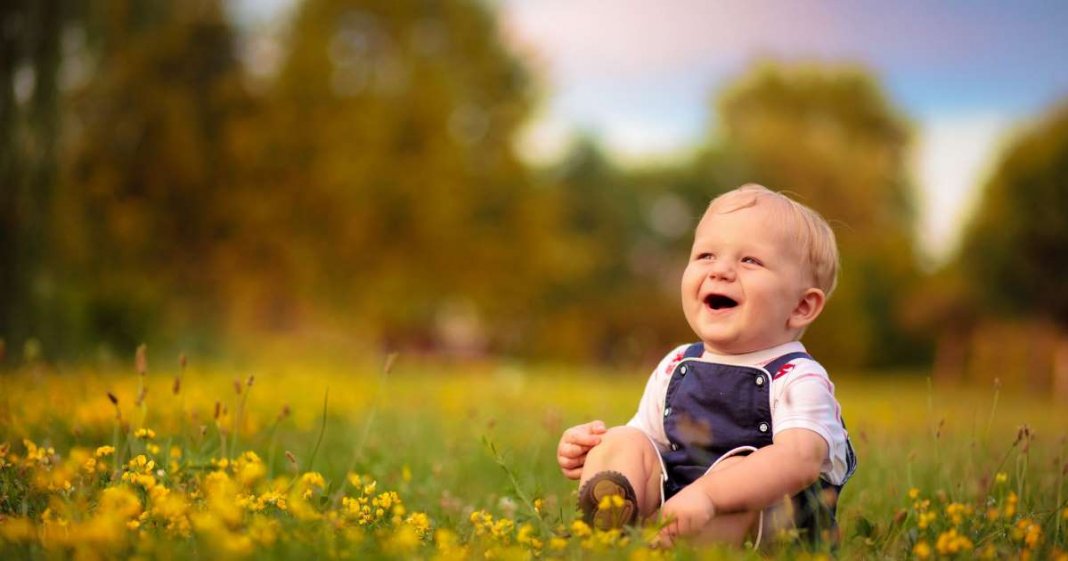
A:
[681,199,816,355]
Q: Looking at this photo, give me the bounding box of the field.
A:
[1,351,1067,560]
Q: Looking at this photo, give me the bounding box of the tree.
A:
[695,62,925,368]
[256,0,548,352]
[957,100,1068,396]
[60,1,253,351]
[0,0,68,358]
[958,101,1068,326]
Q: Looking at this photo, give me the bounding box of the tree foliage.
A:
[249,0,552,351]
[1,5,948,367]
[957,101,1068,328]
[695,63,925,367]
[58,1,252,351]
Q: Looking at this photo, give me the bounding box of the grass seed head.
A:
[135,344,147,376]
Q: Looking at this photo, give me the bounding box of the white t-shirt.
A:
[626,341,852,485]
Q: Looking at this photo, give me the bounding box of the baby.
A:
[556,184,857,547]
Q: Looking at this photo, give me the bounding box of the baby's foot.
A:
[577,470,637,530]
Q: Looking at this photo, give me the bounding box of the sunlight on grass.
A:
[1,356,1066,559]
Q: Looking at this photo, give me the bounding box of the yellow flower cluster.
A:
[0,435,445,560]
[935,528,973,556]
[903,479,1061,560]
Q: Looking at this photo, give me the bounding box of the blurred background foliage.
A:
[2,0,1067,383]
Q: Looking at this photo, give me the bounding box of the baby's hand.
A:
[655,484,717,547]
[556,420,607,479]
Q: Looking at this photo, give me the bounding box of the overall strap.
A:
[683,342,704,359]
[766,352,813,380]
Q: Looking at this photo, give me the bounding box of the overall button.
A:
[679,365,688,375]
[664,407,672,417]
[755,375,765,387]
[758,422,769,433]
[670,443,679,451]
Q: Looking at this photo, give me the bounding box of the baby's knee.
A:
[592,426,647,451]
[587,426,655,461]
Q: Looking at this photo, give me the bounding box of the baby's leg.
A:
[580,426,664,518]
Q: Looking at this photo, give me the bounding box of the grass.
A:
[0,353,1066,559]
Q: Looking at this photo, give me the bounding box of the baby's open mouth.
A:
[705,294,738,310]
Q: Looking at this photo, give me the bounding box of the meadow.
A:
[1,349,1066,560]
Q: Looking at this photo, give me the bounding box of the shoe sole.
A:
[578,470,637,530]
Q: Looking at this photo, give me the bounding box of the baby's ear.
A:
[788,288,825,330]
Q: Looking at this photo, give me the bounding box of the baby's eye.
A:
[741,256,763,266]
[696,252,714,261]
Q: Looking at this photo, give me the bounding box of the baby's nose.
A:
[708,260,736,280]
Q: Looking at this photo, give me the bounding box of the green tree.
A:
[59,1,252,351]
[958,101,1068,327]
[695,62,925,368]
[257,0,548,352]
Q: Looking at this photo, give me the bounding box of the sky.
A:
[236,0,1068,264]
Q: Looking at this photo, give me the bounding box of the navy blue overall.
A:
[660,342,857,543]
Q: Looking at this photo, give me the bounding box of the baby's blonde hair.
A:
[706,184,839,298]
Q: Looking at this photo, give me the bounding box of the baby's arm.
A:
[658,428,827,544]
[556,420,607,479]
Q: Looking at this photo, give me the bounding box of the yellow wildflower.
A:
[406,511,432,538]
[945,502,971,526]
[385,524,421,555]
[918,511,937,529]
[301,471,325,489]
[908,488,920,500]
[1013,519,1042,549]
[98,486,143,520]
[235,455,266,488]
[570,519,592,538]
[935,528,973,556]
[95,446,115,458]
[995,472,1008,484]
[134,428,156,440]
[0,517,37,543]
[912,540,931,559]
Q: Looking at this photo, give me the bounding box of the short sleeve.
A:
[771,360,851,485]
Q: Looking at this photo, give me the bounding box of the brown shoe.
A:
[577,471,638,530]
